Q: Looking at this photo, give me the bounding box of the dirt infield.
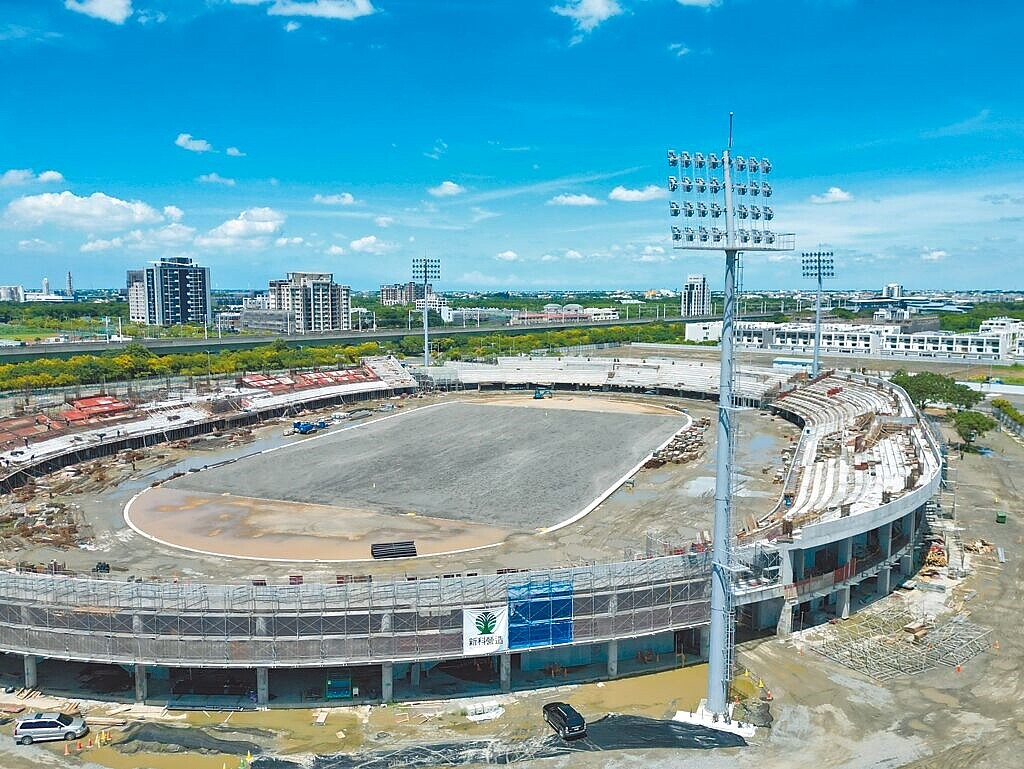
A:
[126,399,686,560]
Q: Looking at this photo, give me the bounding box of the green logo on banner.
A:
[475,611,497,635]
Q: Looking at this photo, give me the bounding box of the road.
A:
[0,312,772,363]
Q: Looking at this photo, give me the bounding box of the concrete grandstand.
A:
[0,354,943,708]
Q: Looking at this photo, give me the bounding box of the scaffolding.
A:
[0,552,714,668]
[808,602,992,681]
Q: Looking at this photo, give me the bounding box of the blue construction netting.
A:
[507,578,574,650]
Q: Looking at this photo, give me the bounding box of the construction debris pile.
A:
[644,421,708,469]
[0,500,91,550]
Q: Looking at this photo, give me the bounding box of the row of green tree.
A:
[991,398,1023,428]
[0,340,383,392]
[0,323,708,392]
[938,301,1024,332]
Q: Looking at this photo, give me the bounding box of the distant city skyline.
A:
[1,0,1022,291]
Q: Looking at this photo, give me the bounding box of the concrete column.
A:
[779,547,794,585]
[837,586,851,620]
[793,550,805,581]
[877,567,891,596]
[255,666,269,706]
[900,553,913,577]
[880,521,893,559]
[381,662,393,702]
[499,653,511,693]
[134,664,147,703]
[23,655,37,690]
[607,639,619,679]
[776,600,796,637]
[839,537,853,567]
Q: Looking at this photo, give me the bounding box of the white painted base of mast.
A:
[673,699,757,738]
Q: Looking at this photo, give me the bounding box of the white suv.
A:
[13,712,88,745]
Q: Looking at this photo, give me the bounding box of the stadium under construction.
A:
[0,351,945,709]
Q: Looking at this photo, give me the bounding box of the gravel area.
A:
[168,401,685,529]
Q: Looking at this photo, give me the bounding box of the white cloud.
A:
[79,223,196,253]
[200,174,234,187]
[284,20,301,31]
[668,42,691,56]
[551,0,622,36]
[547,193,601,206]
[0,169,64,186]
[608,184,667,202]
[198,172,236,186]
[564,249,584,260]
[175,133,214,153]
[195,207,285,249]
[423,139,448,160]
[64,0,132,24]
[163,205,184,222]
[275,236,305,246]
[349,234,397,254]
[226,146,246,157]
[676,0,721,7]
[326,244,345,255]
[809,186,854,204]
[540,254,559,262]
[18,238,56,252]
[495,250,519,262]
[313,192,356,205]
[235,0,377,20]
[374,215,395,227]
[5,191,162,230]
[920,248,948,262]
[428,180,465,197]
[0,169,33,186]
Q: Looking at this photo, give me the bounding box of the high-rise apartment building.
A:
[882,283,904,299]
[379,281,431,306]
[126,257,211,326]
[681,273,712,317]
[268,272,351,333]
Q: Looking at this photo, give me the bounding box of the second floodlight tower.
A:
[666,127,794,716]
[412,257,440,370]
[801,251,835,378]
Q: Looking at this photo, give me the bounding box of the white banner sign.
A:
[462,606,509,655]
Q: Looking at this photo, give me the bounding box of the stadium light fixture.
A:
[801,251,836,378]
[665,114,795,719]
[412,257,441,370]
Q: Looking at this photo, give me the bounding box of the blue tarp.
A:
[508,578,573,650]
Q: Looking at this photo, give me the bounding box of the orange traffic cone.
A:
[956,665,962,673]
[76,740,82,752]
[64,742,70,756]
[86,737,93,748]
[994,640,1000,650]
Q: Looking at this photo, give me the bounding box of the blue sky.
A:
[1,0,1022,292]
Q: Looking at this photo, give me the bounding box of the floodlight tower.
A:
[801,251,835,378]
[412,257,440,369]
[666,119,795,718]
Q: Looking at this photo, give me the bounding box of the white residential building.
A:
[681,274,712,317]
[736,320,1017,362]
[685,320,723,343]
[126,258,211,325]
[268,272,351,333]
